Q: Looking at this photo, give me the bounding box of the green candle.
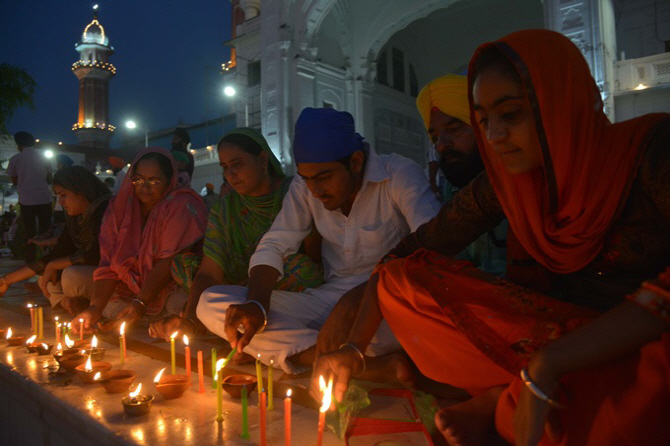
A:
[267,358,274,410]
[215,359,224,422]
[211,348,217,389]
[241,386,250,439]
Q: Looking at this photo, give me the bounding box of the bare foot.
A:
[359,352,415,386]
[435,386,504,446]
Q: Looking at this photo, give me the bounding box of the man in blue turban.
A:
[197,107,440,375]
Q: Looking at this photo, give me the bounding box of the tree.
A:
[0,63,36,135]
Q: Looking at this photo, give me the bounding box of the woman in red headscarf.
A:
[313,30,669,445]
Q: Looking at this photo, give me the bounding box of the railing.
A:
[615,52,670,94]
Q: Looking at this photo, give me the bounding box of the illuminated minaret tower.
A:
[71,5,116,150]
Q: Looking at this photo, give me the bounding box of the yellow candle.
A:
[215,358,224,422]
[267,358,274,410]
[170,331,178,375]
[37,307,43,340]
[255,354,263,407]
[119,321,126,366]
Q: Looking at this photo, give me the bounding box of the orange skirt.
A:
[377,249,670,445]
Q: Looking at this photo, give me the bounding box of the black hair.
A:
[14,131,35,147]
[470,45,522,86]
[218,133,279,176]
[335,150,366,171]
[132,152,174,181]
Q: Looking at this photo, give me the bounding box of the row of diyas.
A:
[4,324,334,444]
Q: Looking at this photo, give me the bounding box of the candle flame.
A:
[79,318,83,323]
[55,316,59,322]
[27,303,32,309]
[287,389,292,398]
[182,334,189,346]
[120,321,126,336]
[81,349,87,354]
[56,342,62,351]
[6,327,11,339]
[318,375,333,413]
[26,335,37,345]
[130,383,142,398]
[41,343,48,349]
[93,372,101,381]
[214,358,225,381]
[91,335,98,348]
[170,331,178,339]
[154,367,166,383]
[64,334,74,348]
[85,355,92,372]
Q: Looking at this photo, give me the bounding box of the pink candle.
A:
[317,410,325,446]
[197,350,204,394]
[285,389,292,446]
[183,335,191,380]
[28,304,34,334]
[260,390,267,446]
[79,318,84,341]
[55,318,61,345]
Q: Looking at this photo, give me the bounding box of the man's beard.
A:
[438,147,485,189]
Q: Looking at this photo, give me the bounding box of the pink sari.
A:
[93,147,207,315]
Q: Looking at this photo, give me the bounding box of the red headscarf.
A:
[468,30,668,274]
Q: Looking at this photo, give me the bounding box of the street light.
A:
[222,85,249,126]
[44,150,54,159]
[223,85,236,97]
[125,120,149,147]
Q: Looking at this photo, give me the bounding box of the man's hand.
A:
[115,300,145,327]
[149,315,189,341]
[38,264,58,299]
[71,306,103,336]
[311,346,364,404]
[316,281,367,357]
[224,302,266,361]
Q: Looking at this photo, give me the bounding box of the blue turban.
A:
[293,107,365,163]
[56,154,74,167]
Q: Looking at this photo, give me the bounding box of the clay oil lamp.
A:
[6,328,25,346]
[58,352,88,373]
[89,335,105,361]
[75,355,112,384]
[36,343,53,355]
[74,339,91,349]
[53,343,81,361]
[221,374,258,399]
[154,367,190,400]
[122,383,153,417]
[96,369,137,394]
[25,335,39,352]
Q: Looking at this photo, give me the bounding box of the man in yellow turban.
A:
[416,74,484,189]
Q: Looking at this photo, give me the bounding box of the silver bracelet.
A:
[520,367,566,409]
[247,300,268,333]
[132,299,147,312]
[339,343,367,377]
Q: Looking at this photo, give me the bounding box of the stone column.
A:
[544,0,617,119]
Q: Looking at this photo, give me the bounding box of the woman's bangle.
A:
[184,317,202,337]
[131,298,147,314]
[339,343,366,377]
[247,300,268,333]
[520,367,566,409]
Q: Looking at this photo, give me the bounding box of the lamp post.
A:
[125,120,149,147]
[223,85,249,127]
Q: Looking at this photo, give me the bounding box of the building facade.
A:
[223,0,670,173]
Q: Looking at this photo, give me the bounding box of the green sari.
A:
[171,128,322,291]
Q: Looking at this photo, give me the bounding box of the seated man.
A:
[196,107,440,373]
[416,74,507,276]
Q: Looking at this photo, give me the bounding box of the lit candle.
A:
[241,385,250,440]
[285,389,292,446]
[268,358,274,410]
[37,306,43,340]
[79,318,84,341]
[317,376,333,446]
[170,331,178,375]
[215,358,224,422]
[256,354,263,406]
[27,304,34,334]
[183,335,191,380]
[197,350,205,394]
[55,317,60,345]
[64,333,74,349]
[260,388,267,446]
[119,322,126,365]
[211,348,217,389]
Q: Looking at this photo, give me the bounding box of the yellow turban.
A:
[416,74,470,130]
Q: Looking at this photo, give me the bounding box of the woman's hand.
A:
[38,263,59,299]
[310,346,364,404]
[224,302,266,360]
[0,277,9,297]
[116,300,146,326]
[149,315,191,341]
[71,306,103,335]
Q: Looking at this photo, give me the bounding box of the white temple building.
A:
[219,0,670,173]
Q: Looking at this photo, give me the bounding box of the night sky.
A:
[1,1,233,149]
